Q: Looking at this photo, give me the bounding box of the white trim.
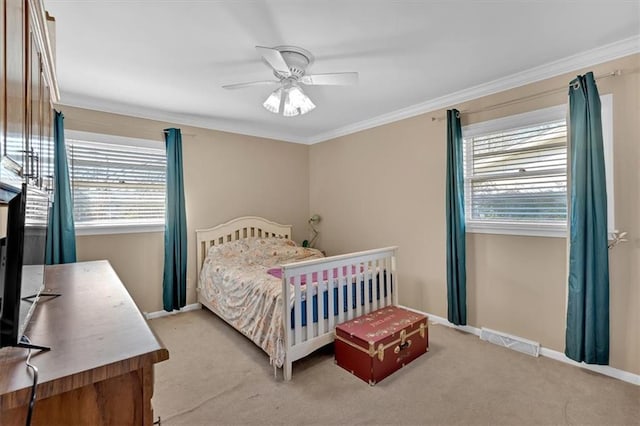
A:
[539,347,640,386]
[466,221,567,238]
[144,303,202,320]
[397,305,640,386]
[307,36,639,144]
[65,130,166,235]
[55,36,639,145]
[600,94,615,236]
[463,104,567,137]
[57,94,303,145]
[462,94,615,239]
[75,223,164,236]
[462,103,569,238]
[408,308,481,337]
[65,129,164,149]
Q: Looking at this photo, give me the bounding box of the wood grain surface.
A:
[0,261,169,424]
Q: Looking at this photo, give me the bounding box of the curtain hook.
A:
[572,81,580,90]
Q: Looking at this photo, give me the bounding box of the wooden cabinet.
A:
[1,0,58,192]
[0,261,170,425]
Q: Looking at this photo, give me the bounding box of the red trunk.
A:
[335,306,429,385]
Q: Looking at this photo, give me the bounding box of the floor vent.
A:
[480,327,540,357]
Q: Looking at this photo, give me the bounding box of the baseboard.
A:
[398,305,640,386]
[144,303,202,320]
[538,347,640,386]
[400,305,482,337]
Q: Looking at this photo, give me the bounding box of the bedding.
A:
[197,237,324,367]
[195,216,398,381]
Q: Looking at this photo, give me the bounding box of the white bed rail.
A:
[280,246,398,380]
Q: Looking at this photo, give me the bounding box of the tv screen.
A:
[0,182,50,349]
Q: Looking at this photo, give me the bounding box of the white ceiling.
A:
[45,1,640,144]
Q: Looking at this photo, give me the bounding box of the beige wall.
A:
[59,106,311,313]
[309,54,639,374]
[56,53,639,374]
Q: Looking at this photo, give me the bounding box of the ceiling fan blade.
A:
[222,80,279,90]
[300,72,358,86]
[256,46,291,77]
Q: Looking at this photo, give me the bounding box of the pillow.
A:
[257,245,324,268]
[206,238,252,260]
[245,239,296,267]
[206,237,306,267]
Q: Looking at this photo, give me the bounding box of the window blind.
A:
[464,120,567,223]
[66,139,166,227]
[25,187,50,226]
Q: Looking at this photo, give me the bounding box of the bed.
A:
[196,216,398,380]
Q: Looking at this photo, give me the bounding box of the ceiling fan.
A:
[222,45,358,117]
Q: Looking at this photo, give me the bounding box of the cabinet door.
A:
[41,76,53,193]
[3,0,27,175]
[1,0,5,160]
[26,34,42,186]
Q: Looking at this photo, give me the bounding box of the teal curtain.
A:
[163,128,187,311]
[565,72,610,364]
[445,109,467,325]
[45,110,77,264]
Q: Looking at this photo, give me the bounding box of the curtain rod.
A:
[431,69,626,122]
[162,129,196,137]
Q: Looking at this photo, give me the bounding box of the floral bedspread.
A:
[197,238,324,367]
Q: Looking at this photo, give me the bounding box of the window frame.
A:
[65,130,166,236]
[462,94,614,238]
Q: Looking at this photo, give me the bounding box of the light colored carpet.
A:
[150,309,639,425]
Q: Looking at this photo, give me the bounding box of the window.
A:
[65,131,166,235]
[463,95,613,237]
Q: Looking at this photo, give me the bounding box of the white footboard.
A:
[280,246,398,380]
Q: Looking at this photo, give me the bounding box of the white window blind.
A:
[66,138,166,230]
[462,104,569,236]
[463,97,614,238]
[25,187,50,226]
[465,119,568,223]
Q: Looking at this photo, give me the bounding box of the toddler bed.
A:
[196,216,398,380]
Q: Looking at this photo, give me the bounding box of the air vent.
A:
[480,327,540,357]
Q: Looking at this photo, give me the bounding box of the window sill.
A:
[466,221,567,238]
[75,224,164,236]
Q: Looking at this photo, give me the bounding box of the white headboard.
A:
[195,216,292,274]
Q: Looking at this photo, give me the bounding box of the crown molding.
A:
[306,35,640,144]
[56,93,304,144]
[57,36,639,146]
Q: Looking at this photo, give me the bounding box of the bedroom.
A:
[0,0,638,424]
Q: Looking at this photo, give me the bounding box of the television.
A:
[0,181,50,350]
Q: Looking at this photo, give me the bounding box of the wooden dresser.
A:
[0,261,169,425]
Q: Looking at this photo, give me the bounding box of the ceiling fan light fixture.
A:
[262,88,283,114]
[283,86,315,117]
[227,46,357,117]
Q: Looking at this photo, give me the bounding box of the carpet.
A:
[150,309,639,425]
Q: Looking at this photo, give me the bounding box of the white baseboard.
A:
[400,306,482,337]
[398,305,640,386]
[538,347,640,386]
[144,303,201,320]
